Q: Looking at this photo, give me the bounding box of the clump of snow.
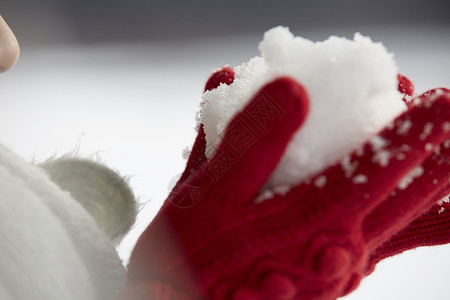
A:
[403,94,413,103]
[352,174,368,184]
[370,136,392,167]
[397,166,424,190]
[254,185,290,203]
[200,26,406,189]
[314,175,327,188]
[341,155,359,178]
[437,195,450,214]
[182,146,191,159]
[438,195,450,205]
[396,120,412,135]
[425,143,434,151]
[395,144,412,161]
[442,121,450,133]
[419,122,434,140]
[444,140,450,149]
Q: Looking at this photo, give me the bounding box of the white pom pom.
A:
[40,156,137,245]
[0,144,126,300]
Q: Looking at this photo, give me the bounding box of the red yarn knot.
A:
[315,246,352,280]
[260,273,297,299]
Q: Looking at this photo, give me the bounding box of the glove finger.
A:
[362,141,450,249]
[204,66,235,92]
[175,76,310,210]
[408,87,450,107]
[397,73,414,105]
[365,199,450,275]
[177,67,236,187]
[281,89,450,227]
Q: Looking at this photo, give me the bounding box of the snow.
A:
[314,175,327,188]
[396,119,412,135]
[255,185,290,202]
[403,94,413,103]
[352,174,368,184]
[370,136,388,150]
[341,154,359,178]
[0,144,125,300]
[397,166,424,190]
[437,195,450,213]
[442,121,450,133]
[438,195,450,205]
[201,27,406,190]
[419,122,434,140]
[370,136,391,167]
[396,153,406,160]
[182,146,191,159]
[444,140,450,149]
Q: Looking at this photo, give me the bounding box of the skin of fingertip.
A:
[40,157,137,245]
[0,15,20,73]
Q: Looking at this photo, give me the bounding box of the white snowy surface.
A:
[0,26,449,299]
[201,27,406,189]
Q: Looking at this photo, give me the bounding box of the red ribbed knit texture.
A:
[121,69,450,300]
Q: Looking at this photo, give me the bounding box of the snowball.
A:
[201,26,406,190]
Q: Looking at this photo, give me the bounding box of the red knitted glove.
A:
[122,68,450,300]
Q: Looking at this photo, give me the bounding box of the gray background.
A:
[2,0,450,46]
